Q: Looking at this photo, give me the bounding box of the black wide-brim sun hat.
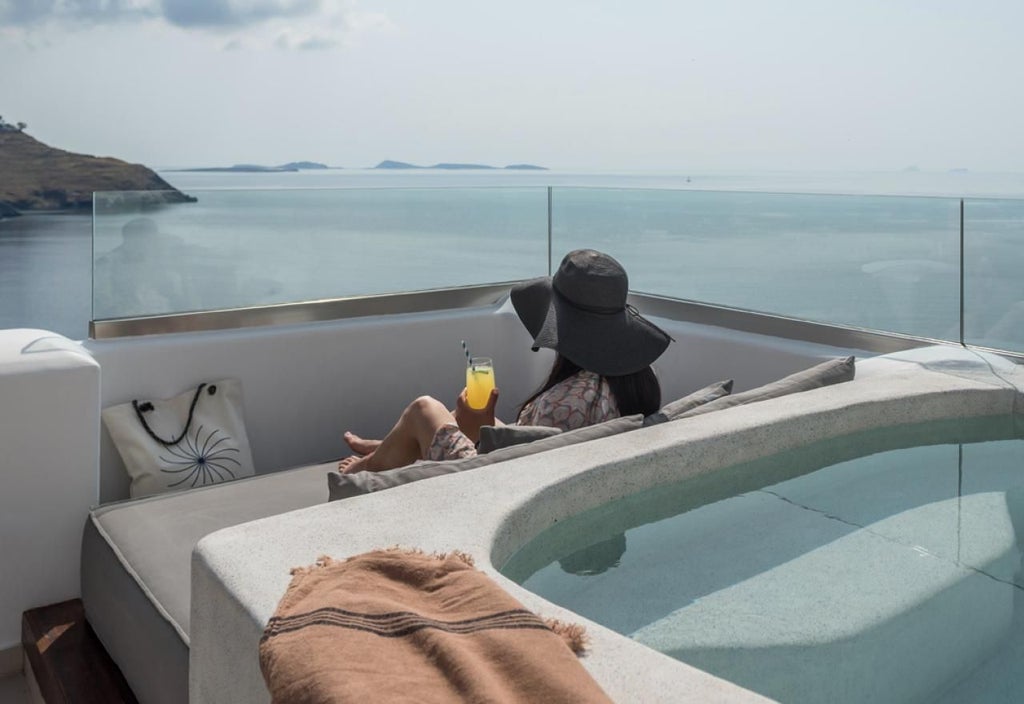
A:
[510,249,672,376]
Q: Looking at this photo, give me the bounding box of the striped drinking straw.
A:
[461,340,472,369]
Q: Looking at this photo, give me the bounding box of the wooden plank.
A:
[21,600,138,704]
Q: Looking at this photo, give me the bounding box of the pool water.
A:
[501,415,1024,703]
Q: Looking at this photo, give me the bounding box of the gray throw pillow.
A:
[327,414,645,502]
[643,379,734,427]
[674,356,856,420]
[478,425,563,453]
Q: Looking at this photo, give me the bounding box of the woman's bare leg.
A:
[340,396,455,473]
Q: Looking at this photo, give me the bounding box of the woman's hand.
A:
[454,387,499,445]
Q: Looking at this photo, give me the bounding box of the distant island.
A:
[171,160,547,172]
[170,161,331,173]
[0,118,194,215]
[374,160,547,171]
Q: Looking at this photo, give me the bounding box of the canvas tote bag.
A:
[102,379,255,498]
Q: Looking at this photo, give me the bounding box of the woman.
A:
[339,249,672,474]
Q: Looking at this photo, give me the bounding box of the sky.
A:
[2,0,1024,172]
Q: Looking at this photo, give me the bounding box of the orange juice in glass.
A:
[466,357,495,409]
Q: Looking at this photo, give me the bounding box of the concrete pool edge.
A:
[190,347,1024,704]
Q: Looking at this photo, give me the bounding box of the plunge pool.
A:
[501,415,1024,703]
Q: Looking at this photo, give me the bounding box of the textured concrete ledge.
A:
[190,346,1022,704]
[0,329,100,653]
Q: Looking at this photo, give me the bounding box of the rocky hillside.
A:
[0,130,193,213]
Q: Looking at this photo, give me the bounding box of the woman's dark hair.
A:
[519,354,662,419]
[606,365,661,416]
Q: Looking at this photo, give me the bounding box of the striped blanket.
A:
[259,549,614,703]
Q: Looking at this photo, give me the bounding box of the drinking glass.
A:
[466,357,495,410]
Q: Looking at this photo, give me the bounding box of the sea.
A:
[2,168,1024,349]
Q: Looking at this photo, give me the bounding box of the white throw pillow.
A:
[102,379,255,498]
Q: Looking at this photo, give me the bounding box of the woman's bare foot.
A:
[338,396,453,474]
[338,453,375,474]
[344,431,382,455]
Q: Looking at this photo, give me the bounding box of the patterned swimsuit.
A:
[426,370,620,461]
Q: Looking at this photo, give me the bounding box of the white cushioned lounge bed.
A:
[81,357,856,704]
[82,463,332,704]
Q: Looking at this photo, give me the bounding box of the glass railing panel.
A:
[551,188,962,339]
[963,198,1024,354]
[92,187,549,320]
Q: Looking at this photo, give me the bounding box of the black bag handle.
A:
[132,383,217,446]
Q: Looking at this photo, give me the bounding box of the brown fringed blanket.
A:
[259,549,614,703]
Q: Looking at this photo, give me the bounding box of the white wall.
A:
[85,300,861,504]
[0,329,100,654]
[86,299,551,503]
[649,315,866,404]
